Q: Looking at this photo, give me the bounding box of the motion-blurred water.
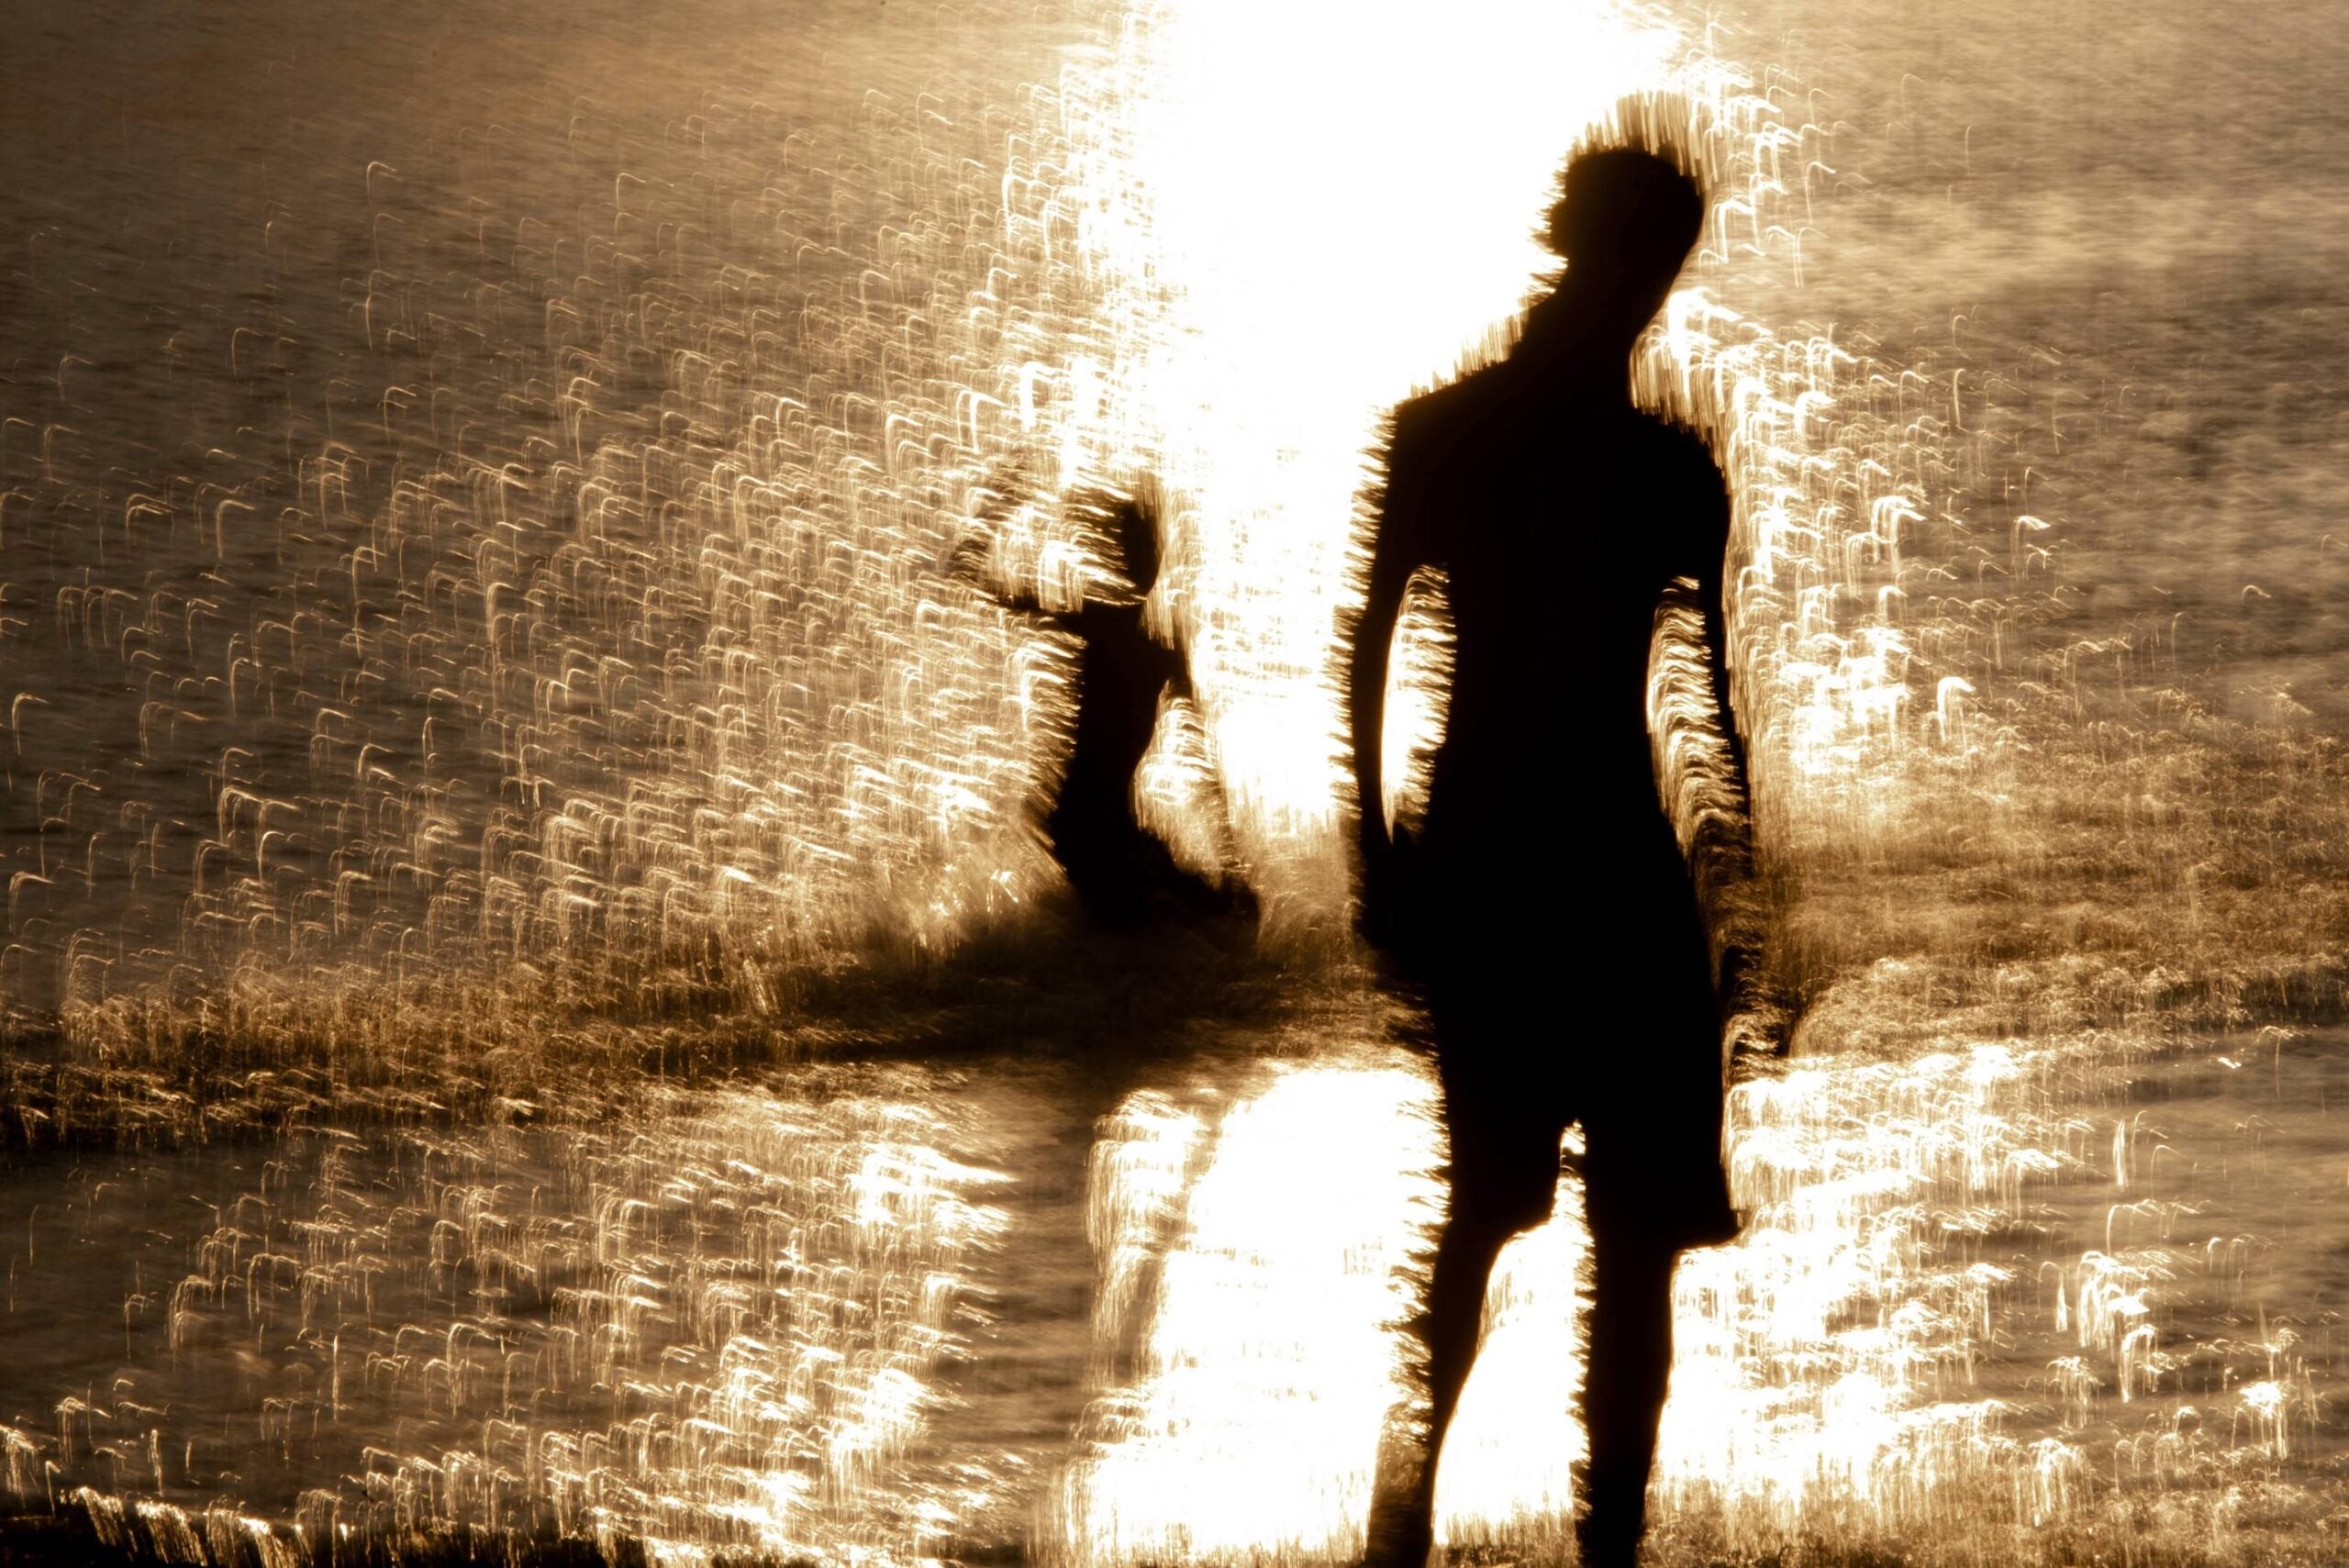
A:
[2,0,2346,1562]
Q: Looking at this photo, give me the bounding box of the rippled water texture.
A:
[3,0,2347,1562]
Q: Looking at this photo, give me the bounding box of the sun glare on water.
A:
[1048,0,1685,912]
[4,0,2343,1557]
[1058,0,2349,1560]
[1053,1053,1444,1563]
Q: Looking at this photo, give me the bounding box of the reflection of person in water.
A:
[957,483,1248,929]
[1347,139,1742,1568]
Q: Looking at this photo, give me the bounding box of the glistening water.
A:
[1,0,2344,1562]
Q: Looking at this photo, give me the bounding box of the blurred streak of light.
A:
[1648,1035,2326,1554]
[1650,1048,2088,1539]
[0,1078,1019,1566]
[6,13,1110,1026]
[1053,0,2336,1545]
[1055,1073,1607,1563]
[1052,1056,1443,1564]
[1053,0,2031,1553]
[1056,0,1683,914]
[14,0,2340,1549]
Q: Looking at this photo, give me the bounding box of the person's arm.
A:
[948,528,1052,617]
[1664,424,1788,1095]
[947,460,1053,617]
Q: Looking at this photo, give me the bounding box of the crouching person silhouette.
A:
[1347,135,1744,1568]
[955,480,1251,929]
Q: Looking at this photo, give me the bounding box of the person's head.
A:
[1542,145,1705,326]
[1112,495,1161,592]
[1068,486,1161,601]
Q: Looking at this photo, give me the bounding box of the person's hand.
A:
[949,458,1036,586]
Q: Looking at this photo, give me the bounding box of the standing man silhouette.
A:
[1348,138,1742,1568]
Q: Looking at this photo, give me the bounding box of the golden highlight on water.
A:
[0,0,2341,1562]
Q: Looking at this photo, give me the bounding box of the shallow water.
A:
[4,0,2349,1562]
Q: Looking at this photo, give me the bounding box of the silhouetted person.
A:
[957,484,1248,929]
[1347,142,1742,1568]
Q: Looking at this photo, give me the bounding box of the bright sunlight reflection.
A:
[1055,0,1683,910]
[1055,1052,1443,1563]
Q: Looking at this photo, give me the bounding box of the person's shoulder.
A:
[1387,366,1515,475]
[1400,354,1520,425]
[1386,380,1461,450]
[1375,388,1450,493]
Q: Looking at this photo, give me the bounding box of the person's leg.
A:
[1566,824,1738,1562]
[1364,1033,1564,1567]
[1363,1190,1531,1563]
[1575,1157,1680,1568]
